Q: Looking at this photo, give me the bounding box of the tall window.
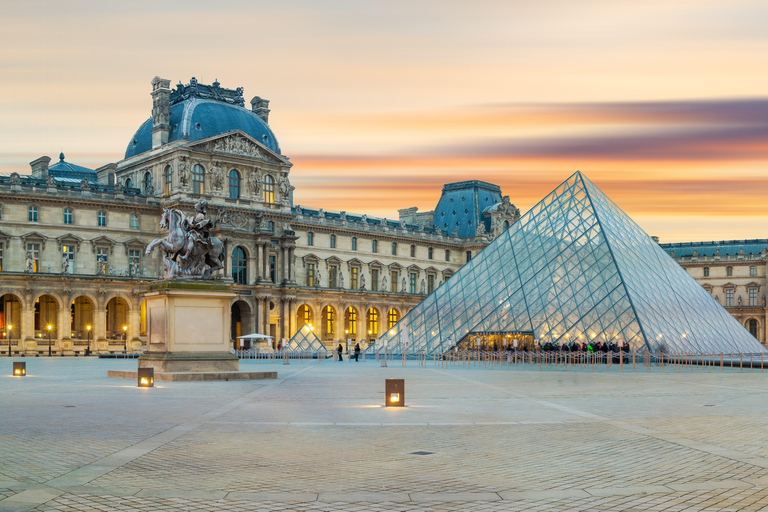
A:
[427,274,435,294]
[371,269,379,291]
[388,308,399,329]
[269,255,276,283]
[368,308,378,336]
[409,272,417,294]
[128,249,141,276]
[351,237,357,251]
[263,175,275,203]
[390,270,398,292]
[130,214,139,230]
[232,246,247,284]
[391,242,397,255]
[749,288,758,306]
[98,211,106,227]
[125,177,132,189]
[347,308,357,335]
[726,289,734,306]
[96,247,108,268]
[428,247,433,260]
[63,208,72,225]
[749,319,758,338]
[410,245,416,257]
[372,240,378,253]
[26,244,40,272]
[330,234,336,249]
[267,221,274,233]
[143,172,152,195]
[466,250,472,263]
[192,164,205,194]
[350,267,359,289]
[306,263,315,287]
[726,266,733,277]
[28,206,37,222]
[703,267,710,277]
[164,165,172,195]
[325,307,335,336]
[228,169,240,199]
[299,305,311,326]
[750,266,757,277]
[62,245,74,274]
[307,232,314,246]
[445,249,450,262]
[329,266,338,288]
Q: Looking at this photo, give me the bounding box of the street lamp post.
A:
[47,324,52,357]
[6,324,11,357]
[86,325,92,356]
[123,325,128,355]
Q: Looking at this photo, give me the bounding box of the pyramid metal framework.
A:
[379,172,767,356]
[286,324,330,353]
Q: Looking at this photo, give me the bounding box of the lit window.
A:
[130,214,139,230]
[368,308,378,335]
[96,247,108,269]
[28,206,38,222]
[347,308,357,335]
[388,308,398,329]
[26,244,40,272]
[98,211,106,227]
[726,266,733,277]
[750,266,757,277]
[63,208,72,225]
[428,247,433,260]
[372,240,378,253]
[390,271,398,292]
[325,307,335,335]
[306,263,315,287]
[409,272,417,294]
[164,165,172,195]
[192,164,205,194]
[232,246,247,284]
[350,267,359,289]
[391,242,397,255]
[330,234,336,249]
[228,169,240,199]
[410,245,416,257]
[307,232,314,246]
[263,175,275,203]
[351,237,357,251]
[703,267,709,277]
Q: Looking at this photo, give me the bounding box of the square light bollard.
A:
[385,378,404,407]
[138,367,154,387]
[12,362,26,376]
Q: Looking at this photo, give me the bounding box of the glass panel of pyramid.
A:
[379,172,767,356]
[287,324,329,353]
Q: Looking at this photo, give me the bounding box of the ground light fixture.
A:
[137,367,154,387]
[13,361,26,376]
[385,378,404,407]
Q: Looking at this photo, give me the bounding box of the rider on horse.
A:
[182,199,214,259]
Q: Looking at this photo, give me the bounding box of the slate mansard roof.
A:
[660,240,768,258]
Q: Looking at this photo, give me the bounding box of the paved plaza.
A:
[2,357,768,511]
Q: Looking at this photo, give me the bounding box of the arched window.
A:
[228,169,240,199]
[232,246,247,284]
[143,172,152,195]
[125,177,132,189]
[749,319,758,338]
[330,234,336,249]
[504,220,510,230]
[164,165,172,195]
[297,305,312,328]
[388,308,399,329]
[263,175,275,203]
[192,164,205,194]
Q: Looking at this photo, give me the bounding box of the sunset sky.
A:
[1,0,767,242]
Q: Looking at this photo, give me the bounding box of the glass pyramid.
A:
[286,324,330,353]
[379,172,767,355]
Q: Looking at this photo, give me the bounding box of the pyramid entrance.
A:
[455,332,535,351]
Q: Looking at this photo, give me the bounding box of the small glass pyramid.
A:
[287,324,330,353]
[380,172,767,355]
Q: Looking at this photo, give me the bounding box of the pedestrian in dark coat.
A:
[337,343,344,362]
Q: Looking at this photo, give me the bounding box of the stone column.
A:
[20,307,32,354]
[58,305,71,341]
[288,298,294,338]
[288,247,294,282]
[254,242,263,281]
[95,308,107,348]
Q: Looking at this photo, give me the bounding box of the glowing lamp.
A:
[13,362,26,376]
[385,378,404,407]
[137,367,154,388]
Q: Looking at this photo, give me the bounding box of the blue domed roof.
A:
[125,98,280,159]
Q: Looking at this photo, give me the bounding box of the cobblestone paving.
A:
[2,358,768,511]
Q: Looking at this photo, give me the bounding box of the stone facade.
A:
[661,240,768,347]
[0,76,514,355]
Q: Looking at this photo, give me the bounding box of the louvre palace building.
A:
[0,76,522,355]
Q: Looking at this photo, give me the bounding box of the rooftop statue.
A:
[145,198,225,279]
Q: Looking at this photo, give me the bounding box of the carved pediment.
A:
[91,236,117,254]
[189,131,286,164]
[21,231,48,250]
[0,229,11,246]
[57,234,83,252]
[123,238,147,256]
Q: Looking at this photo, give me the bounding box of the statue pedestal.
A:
[139,280,239,373]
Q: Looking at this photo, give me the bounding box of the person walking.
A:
[354,343,361,362]
[337,343,344,362]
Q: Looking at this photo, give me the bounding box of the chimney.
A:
[250,96,270,124]
[29,156,51,178]
[151,76,171,149]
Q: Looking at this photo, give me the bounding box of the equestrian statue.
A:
[145,198,225,279]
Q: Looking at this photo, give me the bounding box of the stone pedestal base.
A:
[137,280,239,374]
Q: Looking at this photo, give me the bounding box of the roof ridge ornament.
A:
[170,77,244,107]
